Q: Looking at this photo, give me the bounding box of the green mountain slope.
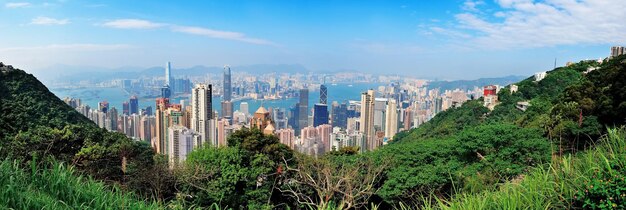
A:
[0,63,92,139]
[0,63,162,208]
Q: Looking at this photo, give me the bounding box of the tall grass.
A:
[0,159,160,209]
[417,127,626,210]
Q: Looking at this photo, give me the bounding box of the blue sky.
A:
[0,0,624,80]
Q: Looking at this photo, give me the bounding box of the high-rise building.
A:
[129,96,139,115]
[160,62,173,99]
[360,90,376,151]
[298,88,309,133]
[276,128,295,149]
[320,84,327,104]
[108,107,118,132]
[331,101,348,129]
[165,61,172,86]
[221,100,233,123]
[317,124,332,153]
[223,65,232,101]
[98,101,109,113]
[289,104,300,134]
[154,98,170,154]
[313,103,329,127]
[611,46,625,58]
[140,115,154,142]
[161,85,171,99]
[122,102,129,115]
[217,119,229,147]
[167,125,198,167]
[191,84,213,146]
[240,102,249,116]
[385,99,398,140]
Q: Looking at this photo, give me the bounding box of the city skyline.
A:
[1,0,624,80]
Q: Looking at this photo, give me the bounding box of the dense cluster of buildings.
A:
[63,62,497,166]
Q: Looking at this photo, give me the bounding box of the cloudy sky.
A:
[0,0,625,80]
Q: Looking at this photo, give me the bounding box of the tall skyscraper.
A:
[313,103,329,127]
[360,90,376,151]
[385,99,398,140]
[320,85,327,104]
[223,65,232,101]
[191,84,213,146]
[161,62,172,99]
[165,61,172,86]
[298,88,309,133]
[129,96,139,115]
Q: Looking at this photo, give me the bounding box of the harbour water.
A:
[51,83,385,115]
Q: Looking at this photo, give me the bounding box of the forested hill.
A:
[371,55,626,206]
[0,62,159,203]
[0,63,92,138]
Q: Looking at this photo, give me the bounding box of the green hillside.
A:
[0,63,165,208]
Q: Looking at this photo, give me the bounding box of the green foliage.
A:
[422,127,626,210]
[0,158,159,209]
[178,129,293,209]
[574,161,626,209]
[457,123,550,179]
[0,66,91,139]
[0,64,159,201]
[398,100,489,141]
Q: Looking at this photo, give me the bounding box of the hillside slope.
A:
[0,62,162,207]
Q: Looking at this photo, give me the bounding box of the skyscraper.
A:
[240,102,249,116]
[298,88,309,133]
[360,90,376,151]
[191,84,213,146]
[165,61,172,86]
[162,62,172,99]
[108,107,118,132]
[385,99,398,140]
[122,101,129,115]
[313,103,329,127]
[154,97,170,154]
[167,125,198,167]
[320,84,327,104]
[223,65,232,101]
[331,101,348,129]
[129,96,139,115]
[98,101,109,113]
[221,100,233,122]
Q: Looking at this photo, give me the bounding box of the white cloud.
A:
[0,44,133,52]
[462,0,485,12]
[101,18,275,45]
[5,2,31,8]
[171,25,275,45]
[450,0,626,49]
[31,17,70,25]
[102,19,165,29]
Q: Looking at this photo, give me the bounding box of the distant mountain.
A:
[40,63,310,83]
[427,75,526,91]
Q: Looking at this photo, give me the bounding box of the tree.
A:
[280,154,389,209]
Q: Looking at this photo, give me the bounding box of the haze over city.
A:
[2,0,625,80]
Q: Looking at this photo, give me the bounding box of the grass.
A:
[417,127,626,210]
[0,159,160,210]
